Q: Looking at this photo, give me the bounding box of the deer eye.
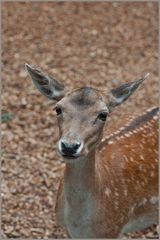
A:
[98,112,108,121]
[55,107,62,115]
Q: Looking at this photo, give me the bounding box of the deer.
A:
[26,63,158,239]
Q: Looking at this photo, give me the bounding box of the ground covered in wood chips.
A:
[2,2,159,239]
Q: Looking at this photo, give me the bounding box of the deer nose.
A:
[58,140,82,157]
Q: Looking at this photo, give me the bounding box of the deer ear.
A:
[25,63,65,101]
[107,73,149,112]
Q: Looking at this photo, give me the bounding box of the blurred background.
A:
[2,2,158,238]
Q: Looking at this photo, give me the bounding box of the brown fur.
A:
[55,107,158,238]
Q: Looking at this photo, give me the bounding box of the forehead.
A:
[59,87,106,111]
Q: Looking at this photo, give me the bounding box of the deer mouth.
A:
[62,154,79,160]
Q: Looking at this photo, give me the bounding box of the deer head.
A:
[26,64,149,161]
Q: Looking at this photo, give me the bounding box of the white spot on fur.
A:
[119,136,124,139]
[108,140,113,145]
[123,155,128,162]
[114,200,119,209]
[124,189,128,196]
[153,115,158,120]
[140,155,144,160]
[124,133,131,138]
[147,122,152,127]
[151,164,155,169]
[129,205,135,215]
[105,165,109,172]
[132,130,137,134]
[130,157,134,162]
[140,144,144,149]
[141,181,145,186]
[150,171,155,177]
[154,149,158,154]
[115,191,119,197]
[105,187,111,197]
[150,196,158,204]
[116,136,121,141]
[138,198,147,207]
[147,106,157,112]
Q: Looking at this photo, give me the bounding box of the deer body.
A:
[26,64,158,238]
[56,107,158,238]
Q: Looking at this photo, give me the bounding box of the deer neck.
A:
[64,151,96,206]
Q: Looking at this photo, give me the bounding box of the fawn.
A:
[26,64,158,238]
